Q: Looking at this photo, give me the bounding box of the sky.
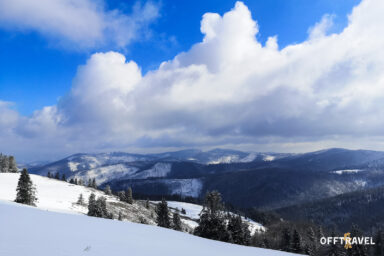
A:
[3,0,384,162]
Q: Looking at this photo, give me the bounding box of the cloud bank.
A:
[2,0,384,161]
[0,0,159,49]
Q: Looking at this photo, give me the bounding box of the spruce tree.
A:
[61,173,66,182]
[291,229,303,253]
[227,215,245,245]
[327,230,345,256]
[88,178,92,187]
[47,172,51,178]
[375,229,384,256]
[92,178,97,189]
[54,172,60,180]
[281,228,291,252]
[117,191,126,202]
[8,156,18,173]
[104,185,112,195]
[87,193,96,216]
[156,199,170,228]
[15,169,37,206]
[145,199,150,209]
[77,193,84,205]
[125,188,133,204]
[118,211,123,221]
[194,191,230,242]
[0,154,9,172]
[172,212,182,231]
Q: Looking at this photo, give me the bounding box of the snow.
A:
[263,155,276,161]
[331,169,364,175]
[71,164,139,184]
[166,178,203,197]
[130,162,172,179]
[0,201,296,256]
[240,153,257,162]
[0,173,117,214]
[208,155,241,164]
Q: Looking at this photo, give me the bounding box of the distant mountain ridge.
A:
[28,148,384,210]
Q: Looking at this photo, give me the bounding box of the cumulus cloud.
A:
[0,0,159,49]
[3,0,384,161]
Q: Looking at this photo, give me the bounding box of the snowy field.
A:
[0,173,117,214]
[0,201,297,256]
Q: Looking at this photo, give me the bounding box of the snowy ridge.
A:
[331,169,364,175]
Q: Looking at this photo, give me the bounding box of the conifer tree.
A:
[8,156,18,173]
[47,172,51,178]
[88,193,96,216]
[194,191,230,242]
[125,187,133,204]
[88,178,92,187]
[0,154,9,172]
[118,211,123,221]
[117,191,126,202]
[291,229,303,253]
[242,222,251,246]
[104,185,112,195]
[227,215,245,245]
[15,169,37,206]
[281,228,291,252]
[375,229,384,256]
[54,172,60,180]
[145,199,150,209]
[172,212,182,231]
[156,199,170,228]
[77,193,84,205]
[92,178,97,189]
[61,173,66,182]
[327,230,345,256]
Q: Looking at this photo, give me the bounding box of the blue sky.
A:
[0,0,359,115]
[3,0,384,161]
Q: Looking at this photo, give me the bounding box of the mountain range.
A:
[28,148,384,211]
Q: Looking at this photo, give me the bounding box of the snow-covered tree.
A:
[156,199,170,228]
[8,156,18,173]
[104,185,112,195]
[88,193,96,216]
[77,193,85,205]
[125,188,133,204]
[92,178,97,189]
[172,212,182,231]
[117,191,126,202]
[15,169,37,206]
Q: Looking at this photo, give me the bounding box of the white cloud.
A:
[3,0,384,161]
[0,0,159,49]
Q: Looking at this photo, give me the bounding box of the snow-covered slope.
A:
[0,173,115,214]
[0,173,156,225]
[0,201,297,256]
